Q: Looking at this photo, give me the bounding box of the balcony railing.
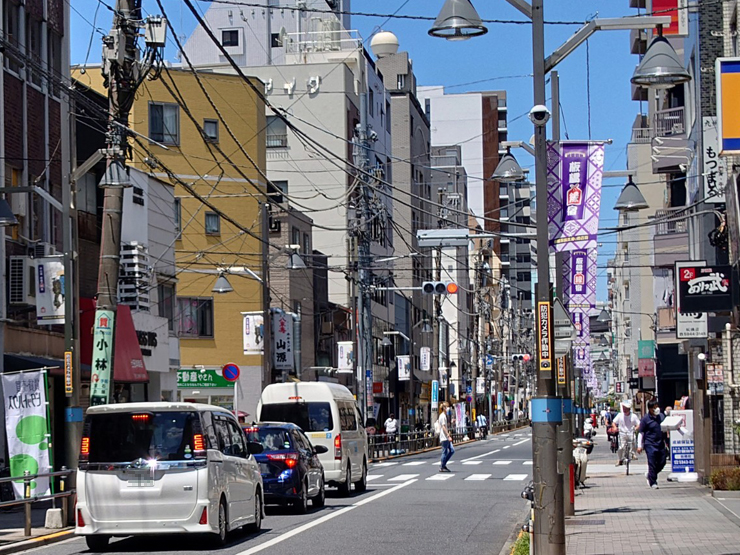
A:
[655,208,688,235]
[266,134,288,148]
[654,106,685,137]
[631,127,652,143]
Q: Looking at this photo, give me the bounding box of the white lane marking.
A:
[493,460,512,465]
[503,474,529,481]
[462,461,483,466]
[523,461,533,466]
[513,439,529,446]
[426,474,455,481]
[465,474,492,481]
[372,462,399,467]
[389,474,419,481]
[237,479,417,555]
[502,445,511,449]
[462,450,502,462]
[402,461,426,466]
[367,475,384,481]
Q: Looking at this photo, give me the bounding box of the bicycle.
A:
[621,435,635,476]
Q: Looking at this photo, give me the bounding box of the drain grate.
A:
[566,519,605,526]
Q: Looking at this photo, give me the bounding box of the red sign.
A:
[652,0,682,35]
[638,358,655,378]
[372,382,383,394]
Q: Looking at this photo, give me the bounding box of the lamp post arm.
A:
[501,140,536,157]
[503,0,532,20]
[544,16,672,73]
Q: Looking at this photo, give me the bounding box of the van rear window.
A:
[260,403,333,432]
[85,411,200,463]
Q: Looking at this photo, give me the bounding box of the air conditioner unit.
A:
[30,242,56,258]
[8,256,35,305]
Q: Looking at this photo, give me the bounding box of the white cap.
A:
[621,399,632,409]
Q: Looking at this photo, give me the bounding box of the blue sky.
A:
[70,1,646,301]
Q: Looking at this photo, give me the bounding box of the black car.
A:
[244,422,327,513]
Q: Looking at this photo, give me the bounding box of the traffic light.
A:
[512,354,531,362]
[422,281,458,295]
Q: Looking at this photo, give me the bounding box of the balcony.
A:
[266,133,288,148]
[654,106,685,138]
[651,107,690,173]
[631,127,652,144]
[653,208,689,267]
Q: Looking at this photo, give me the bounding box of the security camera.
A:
[528,105,551,127]
[368,129,379,142]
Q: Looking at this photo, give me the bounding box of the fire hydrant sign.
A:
[2,371,51,499]
[89,310,115,406]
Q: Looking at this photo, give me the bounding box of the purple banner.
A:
[547,142,605,252]
[570,250,588,296]
[563,249,598,309]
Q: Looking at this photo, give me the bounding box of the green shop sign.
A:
[177,369,231,388]
[637,340,655,360]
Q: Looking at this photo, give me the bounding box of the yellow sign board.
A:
[716,57,740,155]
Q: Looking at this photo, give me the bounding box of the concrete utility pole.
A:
[90,1,165,405]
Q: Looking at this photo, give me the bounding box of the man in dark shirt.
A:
[637,399,666,489]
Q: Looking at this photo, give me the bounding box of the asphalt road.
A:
[24,430,532,555]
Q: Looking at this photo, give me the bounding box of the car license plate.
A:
[127,477,154,487]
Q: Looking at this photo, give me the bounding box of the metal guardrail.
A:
[0,467,76,536]
[368,420,530,461]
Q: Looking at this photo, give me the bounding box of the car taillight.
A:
[131,414,151,422]
[192,433,206,458]
[199,507,208,525]
[334,434,342,460]
[266,453,298,468]
[80,437,90,461]
[77,509,85,528]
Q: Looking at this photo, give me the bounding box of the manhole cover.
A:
[565,519,605,526]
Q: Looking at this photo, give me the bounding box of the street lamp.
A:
[597,308,612,323]
[491,148,526,183]
[0,199,18,227]
[430,3,679,552]
[212,273,234,294]
[614,176,649,211]
[428,0,488,41]
[631,27,691,89]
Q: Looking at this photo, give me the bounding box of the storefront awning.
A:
[3,354,91,377]
[113,305,149,383]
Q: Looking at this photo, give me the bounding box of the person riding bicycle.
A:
[610,400,640,466]
[475,413,488,439]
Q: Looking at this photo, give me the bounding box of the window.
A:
[48,32,62,97]
[397,74,406,90]
[3,2,21,74]
[158,283,175,332]
[303,232,310,256]
[266,115,287,148]
[270,180,288,203]
[221,29,239,47]
[386,101,391,129]
[149,103,179,145]
[176,297,214,338]
[339,403,357,431]
[174,198,181,237]
[271,33,282,48]
[259,402,334,432]
[203,119,218,142]
[291,226,300,246]
[369,89,374,116]
[26,17,43,87]
[205,212,220,235]
[132,186,145,206]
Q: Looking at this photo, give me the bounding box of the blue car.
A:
[244,422,327,513]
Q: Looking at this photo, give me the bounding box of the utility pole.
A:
[90,1,165,406]
[531,1,564,553]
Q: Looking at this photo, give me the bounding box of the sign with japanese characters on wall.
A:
[177,368,231,389]
[397,355,411,381]
[420,346,431,372]
[677,264,733,313]
[337,341,354,373]
[675,261,708,339]
[670,409,695,473]
[272,311,294,371]
[242,312,264,355]
[538,302,552,373]
[702,117,727,203]
[35,258,65,325]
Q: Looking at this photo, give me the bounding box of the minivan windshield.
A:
[260,403,333,432]
[86,411,199,463]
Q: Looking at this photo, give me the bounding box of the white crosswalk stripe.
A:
[493,460,512,465]
[465,474,492,481]
[372,462,399,467]
[462,461,483,465]
[426,474,455,481]
[367,475,384,481]
[503,474,529,481]
[523,461,533,466]
[502,445,511,449]
[389,474,419,481]
[402,461,426,466]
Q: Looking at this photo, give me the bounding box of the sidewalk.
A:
[0,501,72,554]
[566,426,740,554]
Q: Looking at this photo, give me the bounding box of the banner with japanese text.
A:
[35,258,65,325]
[90,310,114,406]
[547,141,605,252]
[2,371,51,499]
[272,311,294,371]
[420,346,431,372]
[337,341,354,373]
[397,355,411,381]
[242,312,264,355]
[702,117,727,203]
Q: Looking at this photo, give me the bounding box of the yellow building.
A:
[74,67,268,414]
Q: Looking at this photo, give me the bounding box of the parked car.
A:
[257,382,369,496]
[244,422,328,512]
[76,402,264,551]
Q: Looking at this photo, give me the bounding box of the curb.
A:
[369,424,530,463]
[712,490,740,499]
[0,528,74,555]
[496,502,530,555]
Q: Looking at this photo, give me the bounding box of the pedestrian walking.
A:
[637,400,667,489]
[437,402,454,472]
[384,413,398,443]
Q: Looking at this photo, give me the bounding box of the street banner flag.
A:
[337,341,354,373]
[242,312,264,355]
[35,258,65,325]
[2,371,51,498]
[547,142,606,252]
[397,355,411,381]
[90,310,115,406]
[272,311,294,371]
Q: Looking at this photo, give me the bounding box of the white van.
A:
[76,402,264,551]
[257,382,368,495]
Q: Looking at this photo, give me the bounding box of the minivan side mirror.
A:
[313,445,329,454]
[247,441,264,455]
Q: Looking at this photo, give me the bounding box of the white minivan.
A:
[257,383,368,495]
[76,402,264,551]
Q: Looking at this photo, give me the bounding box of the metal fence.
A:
[368,420,530,461]
[0,468,75,536]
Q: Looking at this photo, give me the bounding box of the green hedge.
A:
[710,467,740,491]
[511,532,530,555]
